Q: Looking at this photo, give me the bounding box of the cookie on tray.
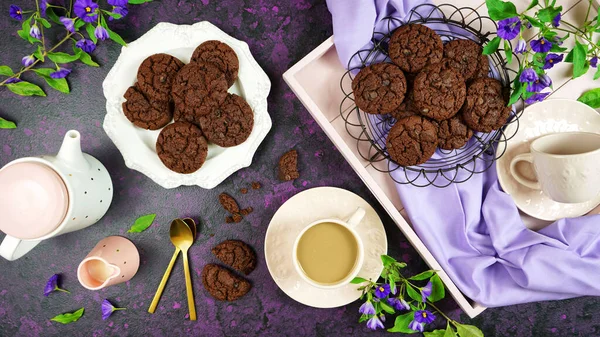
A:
[136,53,184,102]
[191,40,239,87]
[156,122,208,174]
[171,62,228,124]
[201,264,251,301]
[436,115,473,150]
[386,116,438,166]
[212,240,257,275]
[199,94,254,147]
[462,78,511,133]
[442,39,483,81]
[351,63,407,114]
[413,62,466,121]
[122,85,172,130]
[389,24,443,74]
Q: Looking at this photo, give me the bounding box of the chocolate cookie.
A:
[122,85,172,130]
[219,193,240,214]
[390,90,418,121]
[212,240,257,275]
[136,54,184,102]
[462,78,511,133]
[279,150,299,181]
[199,94,254,147]
[171,62,228,124]
[472,54,490,80]
[436,116,473,150]
[156,122,208,174]
[386,116,438,166]
[413,62,466,121]
[389,24,443,73]
[201,264,251,301]
[191,40,239,87]
[351,63,407,114]
[443,39,482,81]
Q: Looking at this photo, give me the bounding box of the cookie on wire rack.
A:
[386,116,438,166]
[351,62,407,114]
[388,23,443,74]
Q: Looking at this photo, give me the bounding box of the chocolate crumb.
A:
[226,216,234,223]
[232,214,242,223]
[240,207,253,216]
[219,193,240,214]
[251,181,261,189]
[240,188,248,194]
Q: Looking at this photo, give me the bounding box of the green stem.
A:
[34,0,46,51]
[426,301,453,323]
[113,307,126,311]
[56,288,70,294]
[68,0,73,17]
[585,0,592,25]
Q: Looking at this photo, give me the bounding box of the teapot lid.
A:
[0,162,68,239]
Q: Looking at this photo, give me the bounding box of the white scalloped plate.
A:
[102,22,271,189]
[264,187,387,308]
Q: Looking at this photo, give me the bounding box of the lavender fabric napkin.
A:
[326,0,600,307]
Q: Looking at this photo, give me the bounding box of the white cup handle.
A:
[0,235,41,261]
[510,153,541,190]
[345,207,366,228]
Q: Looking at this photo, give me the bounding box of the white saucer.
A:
[496,99,600,222]
[264,187,387,308]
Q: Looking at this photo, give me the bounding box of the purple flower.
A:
[9,5,23,20]
[74,0,98,23]
[366,316,384,330]
[6,77,21,84]
[60,17,75,33]
[530,38,552,53]
[527,74,551,92]
[44,274,69,296]
[108,0,128,5]
[421,281,432,302]
[95,25,109,41]
[522,19,532,29]
[552,13,561,27]
[514,38,527,54]
[525,92,550,104]
[50,68,71,79]
[497,17,521,40]
[387,297,410,311]
[359,301,376,315]
[543,53,563,69]
[519,68,538,83]
[591,57,598,68]
[30,25,41,39]
[40,0,48,17]
[101,299,126,320]
[553,36,564,46]
[408,320,424,332]
[109,6,128,21]
[414,310,436,324]
[374,284,391,299]
[21,55,35,67]
[75,39,96,53]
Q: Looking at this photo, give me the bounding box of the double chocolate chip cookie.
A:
[156,122,208,174]
[442,39,483,81]
[386,116,438,166]
[389,24,443,74]
[122,85,172,130]
[352,63,407,114]
[198,94,254,147]
[436,116,473,150]
[137,53,184,102]
[413,62,466,121]
[191,40,239,87]
[462,78,511,133]
[212,240,257,275]
[202,264,251,301]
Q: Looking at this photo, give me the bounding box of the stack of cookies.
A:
[351,24,512,167]
[122,40,255,174]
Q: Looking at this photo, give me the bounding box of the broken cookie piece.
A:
[278,150,299,181]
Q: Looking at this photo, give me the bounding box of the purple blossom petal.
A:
[50,68,71,79]
[44,274,59,296]
[94,25,109,41]
[109,5,128,21]
[530,38,552,53]
[543,53,563,69]
[421,281,432,302]
[519,68,538,83]
[75,39,96,53]
[60,17,75,33]
[552,13,561,27]
[74,0,99,23]
[514,38,527,54]
[9,5,23,20]
[40,0,48,17]
[101,299,114,320]
[359,301,376,315]
[387,297,410,311]
[408,320,424,332]
[5,78,21,84]
[525,92,550,104]
[527,74,552,92]
[21,55,35,67]
[591,56,598,68]
[414,310,436,324]
[30,25,41,39]
[374,284,391,299]
[497,17,521,40]
[366,316,385,330]
[108,0,128,5]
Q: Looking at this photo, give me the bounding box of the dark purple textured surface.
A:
[0,1,599,336]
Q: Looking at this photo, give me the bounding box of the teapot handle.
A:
[0,235,41,261]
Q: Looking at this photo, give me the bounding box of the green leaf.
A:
[6,81,46,97]
[526,0,539,10]
[389,278,396,295]
[406,284,422,302]
[486,0,518,20]
[381,255,396,267]
[454,323,484,337]
[483,36,502,55]
[128,214,156,233]
[74,19,86,30]
[577,88,600,108]
[103,11,123,20]
[0,117,16,129]
[46,8,62,25]
[32,68,70,94]
[17,28,29,42]
[50,308,84,324]
[106,27,127,47]
[594,67,600,81]
[86,24,97,43]
[524,15,544,28]
[388,312,419,333]
[79,51,99,67]
[394,261,407,268]
[350,277,368,284]
[34,45,45,62]
[550,44,567,52]
[508,77,524,105]
[0,66,14,76]
[380,301,395,314]
[504,39,513,64]
[445,324,458,337]
[424,330,446,337]
[128,0,153,4]
[47,52,80,64]
[409,270,435,281]
[573,42,589,78]
[564,48,574,63]
[538,6,562,23]
[37,17,52,28]
[359,314,370,323]
[428,274,445,302]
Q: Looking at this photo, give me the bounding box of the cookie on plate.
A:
[436,115,473,150]
[136,53,184,102]
[201,264,251,301]
[171,62,228,124]
[212,240,257,275]
[278,149,299,181]
[122,85,172,130]
[351,63,407,114]
[386,116,438,166]
[156,122,208,174]
[199,94,254,147]
[389,24,443,73]
[191,40,239,87]
[462,78,511,133]
[442,39,483,81]
[413,62,466,121]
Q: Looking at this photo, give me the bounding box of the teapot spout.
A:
[56,130,90,171]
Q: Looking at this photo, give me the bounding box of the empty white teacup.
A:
[510,132,600,203]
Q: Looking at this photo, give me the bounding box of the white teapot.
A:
[0,130,113,261]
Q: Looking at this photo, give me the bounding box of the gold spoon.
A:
[148,218,197,315]
[169,219,196,320]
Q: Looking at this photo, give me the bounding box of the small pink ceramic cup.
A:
[77,236,140,290]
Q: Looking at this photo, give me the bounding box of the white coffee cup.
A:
[510,132,600,203]
[292,207,365,289]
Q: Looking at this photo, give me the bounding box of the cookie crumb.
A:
[240,188,248,194]
[278,150,300,181]
[226,216,234,223]
[251,181,261,189]
[232,214,242,223]
[240,207,253,216]
[219,193,240,214]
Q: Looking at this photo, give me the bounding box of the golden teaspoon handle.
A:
[182,249,196,321]
[148,247,180,314]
